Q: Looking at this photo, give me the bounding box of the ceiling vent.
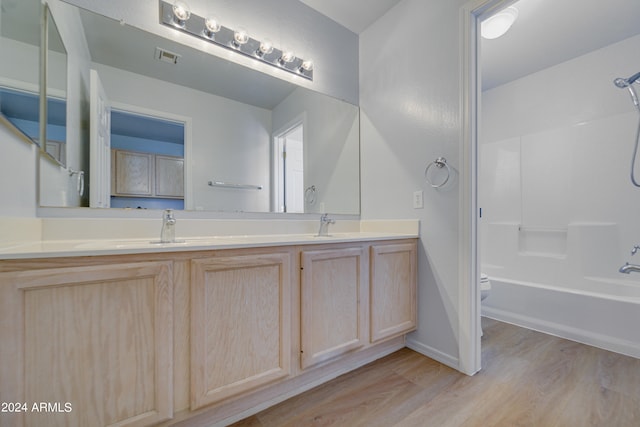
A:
[155,47,180,64]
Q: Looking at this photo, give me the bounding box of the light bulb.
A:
[300,59,313,72]
[233,27,249,47]
[205,16,221,35]
[279,50,295,65]
[172,1,191,25]
[257,39,274,57]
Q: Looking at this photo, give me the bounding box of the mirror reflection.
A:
[43,5,67,166]
[0,0,41,145]
[40,3,360,215]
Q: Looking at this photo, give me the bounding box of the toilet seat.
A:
[480,273,491,291]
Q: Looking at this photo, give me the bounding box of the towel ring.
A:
[304,185,317,205]
[424,157,451,188]
[69,169,85,197]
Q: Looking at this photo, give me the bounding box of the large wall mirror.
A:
[38,2,360,215]
[0,0,41,146]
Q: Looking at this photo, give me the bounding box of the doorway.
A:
[273,120,304,213]
[109,108,186,210]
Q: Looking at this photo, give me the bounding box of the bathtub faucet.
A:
[631,245,640,256]
[619,262,640,274]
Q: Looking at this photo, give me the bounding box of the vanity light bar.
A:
[159,0,313,81]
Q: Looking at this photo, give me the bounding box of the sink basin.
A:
[73,236,236,250]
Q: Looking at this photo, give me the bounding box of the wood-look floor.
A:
[231,318,640,427]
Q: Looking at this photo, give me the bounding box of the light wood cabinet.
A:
[155,155,184,198]
[0,261,174,427]
[111,149,183,199]
[300,246,367,369]
[190,252,292,409]
[0,238,416,427]
[370,242,417,342]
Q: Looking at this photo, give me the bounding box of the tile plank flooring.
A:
[231,318,640,427]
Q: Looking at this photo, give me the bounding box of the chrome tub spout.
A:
[619,262,640,274]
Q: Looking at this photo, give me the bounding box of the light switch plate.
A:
[413,190,424,209]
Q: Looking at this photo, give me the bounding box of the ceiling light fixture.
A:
[159,0,313,80]
[481,6,518,40]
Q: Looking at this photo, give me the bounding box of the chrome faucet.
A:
[619,262,640,274]
[160,209,176,243]
[317,213,335,237]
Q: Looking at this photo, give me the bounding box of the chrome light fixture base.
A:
[159,0,313,81]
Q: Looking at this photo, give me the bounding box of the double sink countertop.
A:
[0,232,418,259]
[0,218,420,259]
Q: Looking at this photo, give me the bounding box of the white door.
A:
[89,69,111,208]
[284,126,304,213]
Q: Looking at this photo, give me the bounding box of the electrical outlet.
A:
[413,190,424,209]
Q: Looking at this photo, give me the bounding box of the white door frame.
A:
[109,101,193,209]
[272,113,306,213]
[459,0,516,375]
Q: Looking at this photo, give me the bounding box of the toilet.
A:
[479,273,492,336]
[480,273,492,302]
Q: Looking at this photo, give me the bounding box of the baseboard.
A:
[482,306,640,359]
[405,337,459,370]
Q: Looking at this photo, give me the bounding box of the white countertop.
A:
[0,232,418,259]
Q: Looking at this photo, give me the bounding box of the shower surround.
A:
[480,33,640,358]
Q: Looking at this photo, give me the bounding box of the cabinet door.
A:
[0,261,173,427]
[113,149,154,196]
[370,242,417,343]
[190,253,292,409]
[155,155,184,198]
[300,246,367,370]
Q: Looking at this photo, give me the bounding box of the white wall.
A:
[481,33,640,278]
[272,87,360,214]
[360,0,467,366]
[0,124,38,217]
[63,0,359,105]
[0,31,39,217]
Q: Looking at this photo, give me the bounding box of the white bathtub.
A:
[482,276,640,358]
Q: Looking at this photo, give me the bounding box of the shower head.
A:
[614,71,640,110]
[614,71,640,88]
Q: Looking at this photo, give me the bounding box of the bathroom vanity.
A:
[0,234,417,427]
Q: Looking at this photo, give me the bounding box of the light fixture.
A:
[256,39,274,57]
[481,6,518,40]
[233,27,249,47]
[171,1,191,27]
[299,59,313,73]
[279,50,295,65]
[204,15,221,38]
[159,0,313,80]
